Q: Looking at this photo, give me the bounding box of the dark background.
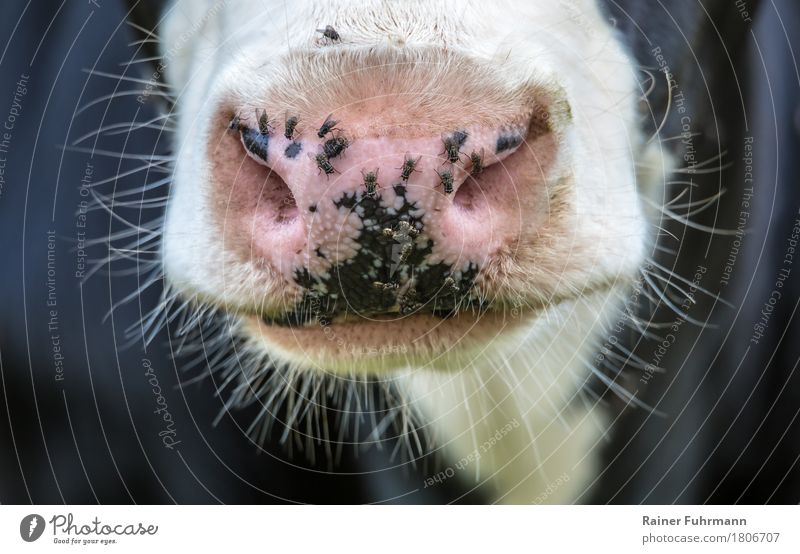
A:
[0,0,798,503]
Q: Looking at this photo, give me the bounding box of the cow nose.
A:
[217,108,541,323]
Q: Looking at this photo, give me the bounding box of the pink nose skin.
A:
[224,111,542,325]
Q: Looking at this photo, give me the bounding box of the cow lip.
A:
[239,283,620,372]
[245,308,517,365]
[258,301,490,328]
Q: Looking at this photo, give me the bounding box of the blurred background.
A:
[0,0,798,504]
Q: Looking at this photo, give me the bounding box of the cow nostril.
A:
[453,173,481,212]
[275,187,298,224]
[453,155,505,213]
[224,111,299,226]
[252,160,298,225]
